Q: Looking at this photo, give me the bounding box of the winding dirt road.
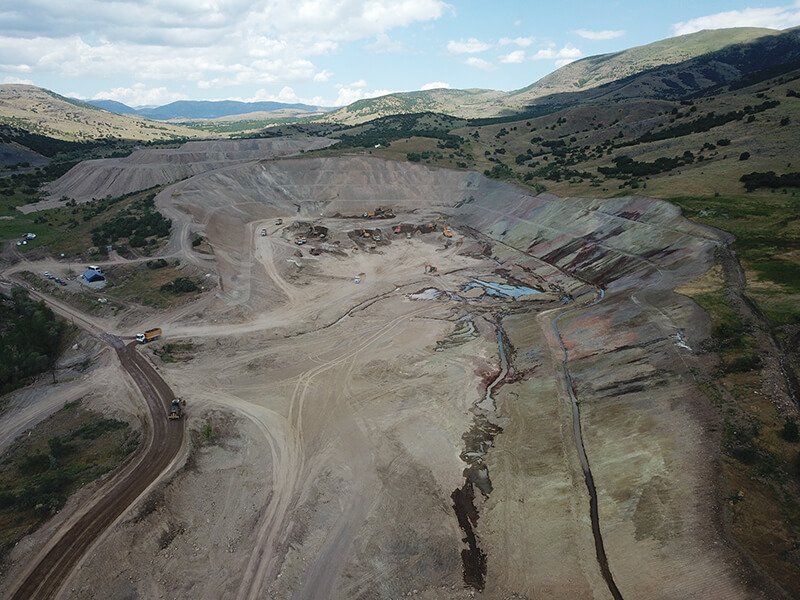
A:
[3,337,184,600]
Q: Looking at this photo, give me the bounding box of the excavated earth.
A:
[1,144,786,600]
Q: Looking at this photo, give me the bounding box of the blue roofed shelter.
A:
[82,268,105,282]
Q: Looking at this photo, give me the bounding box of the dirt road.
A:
[3,341,184,600]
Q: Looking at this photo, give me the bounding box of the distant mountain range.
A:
[324,26,800,124]
[3,26,800,145]
[85,99,332,120]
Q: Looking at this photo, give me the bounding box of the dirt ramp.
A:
[45,137,335,204]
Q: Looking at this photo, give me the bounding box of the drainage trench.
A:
[553,288,624,600]
[451,323,507,591]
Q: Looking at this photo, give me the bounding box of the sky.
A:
[2,1,800,108]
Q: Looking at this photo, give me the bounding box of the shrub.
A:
[782,420,799,443]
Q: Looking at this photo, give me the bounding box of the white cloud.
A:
[90,83,187,106]
[464,56,495,70]
[366,32,406,53]
[531,45,583,61]
[500,50,525,64]
[334,86,392,105]
[575,29,625,40]
[499,36,535,47]
[672,4,800,35]
[555,58,580,68]
[420,81,450,90]
[3,76,34,84]
[0,0,451,95]
[246,87,328,105]
[447,37,491,54]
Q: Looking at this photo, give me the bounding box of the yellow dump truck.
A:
[136,328,162,343]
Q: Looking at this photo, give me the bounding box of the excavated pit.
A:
[8,148,775,600]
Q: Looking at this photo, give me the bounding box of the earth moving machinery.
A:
[136,328,162,343]
[425,264,437,273]
[360,227,371,238]
[295,236,307,245]
[275,218,283,225]
[168,398,182,420]
[261,229,267,236]
[428,217,444,231]
[443,226,453,238]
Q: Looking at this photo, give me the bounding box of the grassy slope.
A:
[0,400,137,560]
[0,85,204,142]
[506,27,778,103]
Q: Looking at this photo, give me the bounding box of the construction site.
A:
[0,142,790,600]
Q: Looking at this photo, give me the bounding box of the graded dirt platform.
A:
[2,148,784,599]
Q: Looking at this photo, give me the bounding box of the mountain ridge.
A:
[86,98,333,120]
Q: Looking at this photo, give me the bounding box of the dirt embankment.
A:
[1,153,785,599]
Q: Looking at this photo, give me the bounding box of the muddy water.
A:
[477,329,508,411]
[452,324,507,590]
[553,289,624,600]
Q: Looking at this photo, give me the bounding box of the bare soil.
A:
[2,145,792,599]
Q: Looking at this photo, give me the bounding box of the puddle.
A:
[671,330,691,351]
[464,278,541,299]
[408,288,442,300]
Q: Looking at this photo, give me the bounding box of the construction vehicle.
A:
[136,328,162,343]
[275,218,283,225]
[394,225,402,234]
[373,234,381,242]
[424,265,438,274]
[428,217,445,231]
[168,398,182,420]
[443,226,453,238]
[360,227,371,238]
[295,236,307,245]
[261,229,267,236]
[406,232,412,239]
[362,211,375,218]
[308,224,319,235]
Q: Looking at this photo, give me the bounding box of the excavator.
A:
[428,216,445,231]
[424,264,438,274]
[360,227,371,238]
